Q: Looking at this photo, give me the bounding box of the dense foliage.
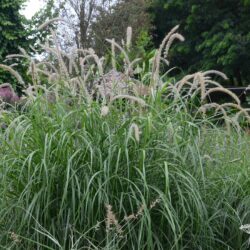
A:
[1,89,250,249]
[29,0,60,48]
[0,0,29,85]
[150,0,250,85]
[90,0,152,55]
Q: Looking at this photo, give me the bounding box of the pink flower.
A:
[0,84,20,104]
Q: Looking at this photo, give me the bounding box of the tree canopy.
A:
[150,0,250,85]
[0,0,29,85]
[90,0,152,55]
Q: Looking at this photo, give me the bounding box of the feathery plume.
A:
[126,27,132,51]
[0,64,25,85]
[151,25,184,87]
[110,94,146,106]
[38,18,64,30]
[163,33,185,59]
[105,204,123,234]
[101,106,109,117]
[203,87,241,105]
[203,70,228,80]
[111,38,117,70]
[106,39,131,71]
[129,123,140,142]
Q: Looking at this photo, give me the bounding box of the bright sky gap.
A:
[21,0,45,19]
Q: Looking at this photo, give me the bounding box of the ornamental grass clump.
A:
[0,23,250,249]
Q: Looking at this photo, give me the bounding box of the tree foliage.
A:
[0,0,29,85]
[29,0,60,48]
[90,0,152,55]
[45,0,113,49]
[34,0,152,55]
[150,0,250,85]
